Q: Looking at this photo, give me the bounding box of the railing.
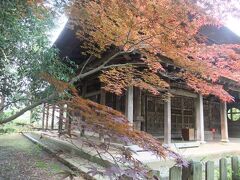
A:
[167,156,239,180]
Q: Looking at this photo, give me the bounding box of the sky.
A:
[225,16,240,36]
[49,14,68,44]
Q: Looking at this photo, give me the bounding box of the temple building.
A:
[41,25,240,146]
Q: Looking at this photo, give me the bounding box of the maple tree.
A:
[67,0,240,102]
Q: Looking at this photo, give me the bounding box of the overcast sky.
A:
[226,16,240,36]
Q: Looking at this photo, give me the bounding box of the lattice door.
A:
[171,96,195,134]
[146,96,164,136]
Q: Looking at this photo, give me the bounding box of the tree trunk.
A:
[0,93,58,124]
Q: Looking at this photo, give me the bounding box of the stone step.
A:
[173,141,200,149]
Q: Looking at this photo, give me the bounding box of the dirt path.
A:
[0,133,74,180]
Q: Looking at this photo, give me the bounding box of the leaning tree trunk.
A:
[0,93,58,124]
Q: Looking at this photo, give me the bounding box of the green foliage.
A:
[0,121,30,134]
[0,0,75,122]
[30,106,42,123]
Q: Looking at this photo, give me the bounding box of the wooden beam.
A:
[85,90,101,98]
[170,89,198,98]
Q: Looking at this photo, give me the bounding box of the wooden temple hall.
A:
[40,25,240,145]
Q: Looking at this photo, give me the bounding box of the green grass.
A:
[35,161,48,169]
[35,160,63,173]
[0,111,32,134]
[49,163,62,172]
[0,123,29,134]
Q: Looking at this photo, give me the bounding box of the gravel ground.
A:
[0,133,74,180]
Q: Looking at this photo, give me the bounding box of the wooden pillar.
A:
[220,101,229,142]
[65,105,72,136]
[209,98,213,128]
[42,103,46,130]
[80,84,87,136]
[58,105,63,133]
[99,88,106,141]
[66,107,72,137]
[125,86,134,126]
[116,96,121,111]
[195,94,205,143]
[133,88,142,130]
[142,94,146,131]
[164,96,171,144]
[45,104,49,130]
[100,89,106,105]
[51,105,55,130]
[82,83,87,98]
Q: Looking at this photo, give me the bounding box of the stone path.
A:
[0,133,76,180]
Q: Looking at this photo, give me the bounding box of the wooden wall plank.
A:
[182,161,192,180]
[219,158,227,180]
[169,166,182,180]
[232,156,239,180]
[205,161,214,180]
[190,162,202,180]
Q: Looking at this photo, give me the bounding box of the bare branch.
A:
[79,55,94,76]
[70,51,128,84]
[0,48,9,62]
[103,62,145,69]
[122,16,135,49]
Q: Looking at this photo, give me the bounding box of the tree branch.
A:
[79,55,94,76]
[70,51,128,84]
[0,93,58,124]
[0,98,32,112]
[0,48,9,62]
[122,16,134,49]
[103,62,145,69]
